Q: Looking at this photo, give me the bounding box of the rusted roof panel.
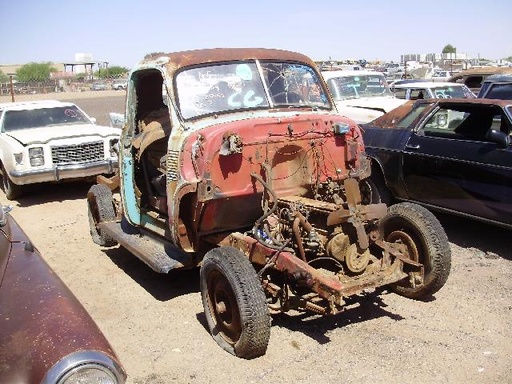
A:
[137,48,316,74]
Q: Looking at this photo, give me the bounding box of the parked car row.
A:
[91,80,128,91]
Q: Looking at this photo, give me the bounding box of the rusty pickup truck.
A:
[87,48,451,359]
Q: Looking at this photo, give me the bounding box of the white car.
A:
[112,79,128,90]
[0,100,121,199]
[430,70,452,82]
[322,70,406,124]
[390,81,476,100]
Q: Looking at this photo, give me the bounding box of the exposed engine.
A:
[249,174,398,314]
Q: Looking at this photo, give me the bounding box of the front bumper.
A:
[9,159,117,185]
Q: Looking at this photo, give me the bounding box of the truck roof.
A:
[135,48,316,72]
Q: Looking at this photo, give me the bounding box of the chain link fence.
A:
[0,74,128,103]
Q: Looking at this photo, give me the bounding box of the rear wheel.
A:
[1,165,23,200]
[379,202,451,299]
[87,184,118,246]
[200,246,270,359]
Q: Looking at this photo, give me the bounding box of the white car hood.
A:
[337,96,405,112]
[6,124,121,146]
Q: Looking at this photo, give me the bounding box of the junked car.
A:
[390,81,475,100]
[477,73,512,99]
[430,70,452,82]
[88,48,451,359]
[0,100,120,200]
[112,79,128,91]
[91,82,108,91]
[448,66,512,94]
[322,70,406,124]
[361,98,512,229]
[0,203,126,384]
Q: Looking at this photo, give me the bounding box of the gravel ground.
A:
[1,93,511,384]
[3,182,511,384]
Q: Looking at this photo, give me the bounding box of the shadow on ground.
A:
[104,246,200,301]
[7,180,95,207]
[436,212,511,260]
[194,288,407,346]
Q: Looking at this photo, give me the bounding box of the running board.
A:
[98,220,193,273]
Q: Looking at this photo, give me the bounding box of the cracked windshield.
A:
[176,61,331,119]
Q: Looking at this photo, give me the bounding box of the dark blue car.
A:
[362,98,512,229]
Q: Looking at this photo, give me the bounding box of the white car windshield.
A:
[431,86,475,99]
[2,106,92,131]
[325,74,393,100]
[176,61,331,119]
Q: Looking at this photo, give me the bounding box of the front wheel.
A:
[87,184,118,246]
[379,202,451,299]
[1,165,23,200]
[200,246,270,359]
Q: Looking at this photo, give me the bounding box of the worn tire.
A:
[87,184,118,246]
[1,165,23,200]
[379,202,451,299]
[200,246,271,359]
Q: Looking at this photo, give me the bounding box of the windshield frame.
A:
[2,106,93,132]
[175,59,332,120]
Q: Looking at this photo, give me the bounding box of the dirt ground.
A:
[2,92,511,383]
[2,180,511,384]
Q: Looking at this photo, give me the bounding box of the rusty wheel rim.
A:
[387,230,420,262]
[206,270,241,344]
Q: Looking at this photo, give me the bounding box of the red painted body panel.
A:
[0,212,124,384]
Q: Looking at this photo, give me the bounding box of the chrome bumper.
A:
[9,160,117,185]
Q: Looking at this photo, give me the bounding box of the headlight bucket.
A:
[109,138,119,157]
[29,147,45,166]
[42,351,126,384]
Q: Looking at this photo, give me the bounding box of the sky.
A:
[1,0,511,68]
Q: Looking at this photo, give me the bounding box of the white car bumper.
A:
[9,159,117,185]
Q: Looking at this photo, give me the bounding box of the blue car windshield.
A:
[176,61,331,119]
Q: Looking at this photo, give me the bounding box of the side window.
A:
[465,76,483,90]
[410,89,425,100]
[422,107,498,141]
[393,88,407,99]
[422,108,461,138]
[484,83,512,100]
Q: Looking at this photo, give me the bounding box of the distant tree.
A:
[94,65,129,79]
[442,44,457,54]
[504,56,512,62]
[16,62,57,82]
[0,70,9,83]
